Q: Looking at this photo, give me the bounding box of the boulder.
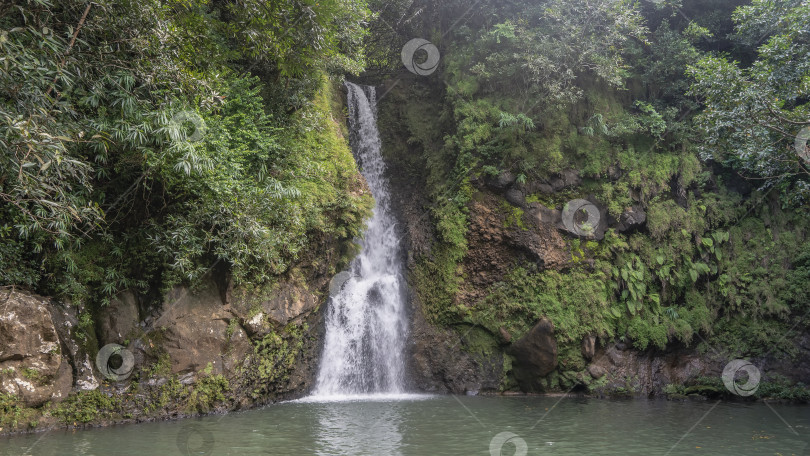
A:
[48,301,100,391]
[507,318,558,392]
[0,288,73,406]
[550,169,582,191]
[97,291,140,345]
[615,205,647,232]
[587,364,606,379]
[151,277,250,376]
[504,188,526,207]
[519,180,554,195]
[487,171,516,191]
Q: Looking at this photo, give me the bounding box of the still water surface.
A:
[2,395,809,455]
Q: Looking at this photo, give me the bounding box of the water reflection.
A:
[2,396,808,455]
[313,400,404,456]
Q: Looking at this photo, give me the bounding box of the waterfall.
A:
[311,82,407,397]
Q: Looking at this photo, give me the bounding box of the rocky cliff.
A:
[377,75,810,400]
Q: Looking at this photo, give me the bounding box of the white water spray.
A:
[311,82,408,397]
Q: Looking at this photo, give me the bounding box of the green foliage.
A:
[54,390,121,424]
[143,353,173,379]
[471,266,613,344]
[502,205,526,231]
[688,0,810,204]
[0,393,38,429]
[243,324,306,399]
[20,368,45,385]
[0,0,373,306]
[186,363,229,413]
[413,244,467,325]
[755,375,810,402]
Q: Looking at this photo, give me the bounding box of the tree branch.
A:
[45,2,94,97]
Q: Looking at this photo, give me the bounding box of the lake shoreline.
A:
[3,388,806,438]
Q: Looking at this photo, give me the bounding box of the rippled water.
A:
[3,396,809,455]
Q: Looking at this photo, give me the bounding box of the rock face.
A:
[587,344,716,395]
[0,288,72,406]
[507,318,558,392]
[406,304,502,394]
[581,335,596,360]
[97,291,140,345]
[151,278,250,376]
[461,193,569,303]
[48,301,100,391]
[228,277,325,339]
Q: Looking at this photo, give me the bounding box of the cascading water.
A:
[311,82,408,397]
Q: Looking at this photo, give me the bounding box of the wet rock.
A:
[0,288,72,406]
[671,175,688,208]
[241,311,267,338]
[97,291,140,345]
[507,318,558,392]
[754,333,810,385]
[526,204,561,227]
[460,194,569,302]
[328,271,352,298]
[607,165,623,180]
